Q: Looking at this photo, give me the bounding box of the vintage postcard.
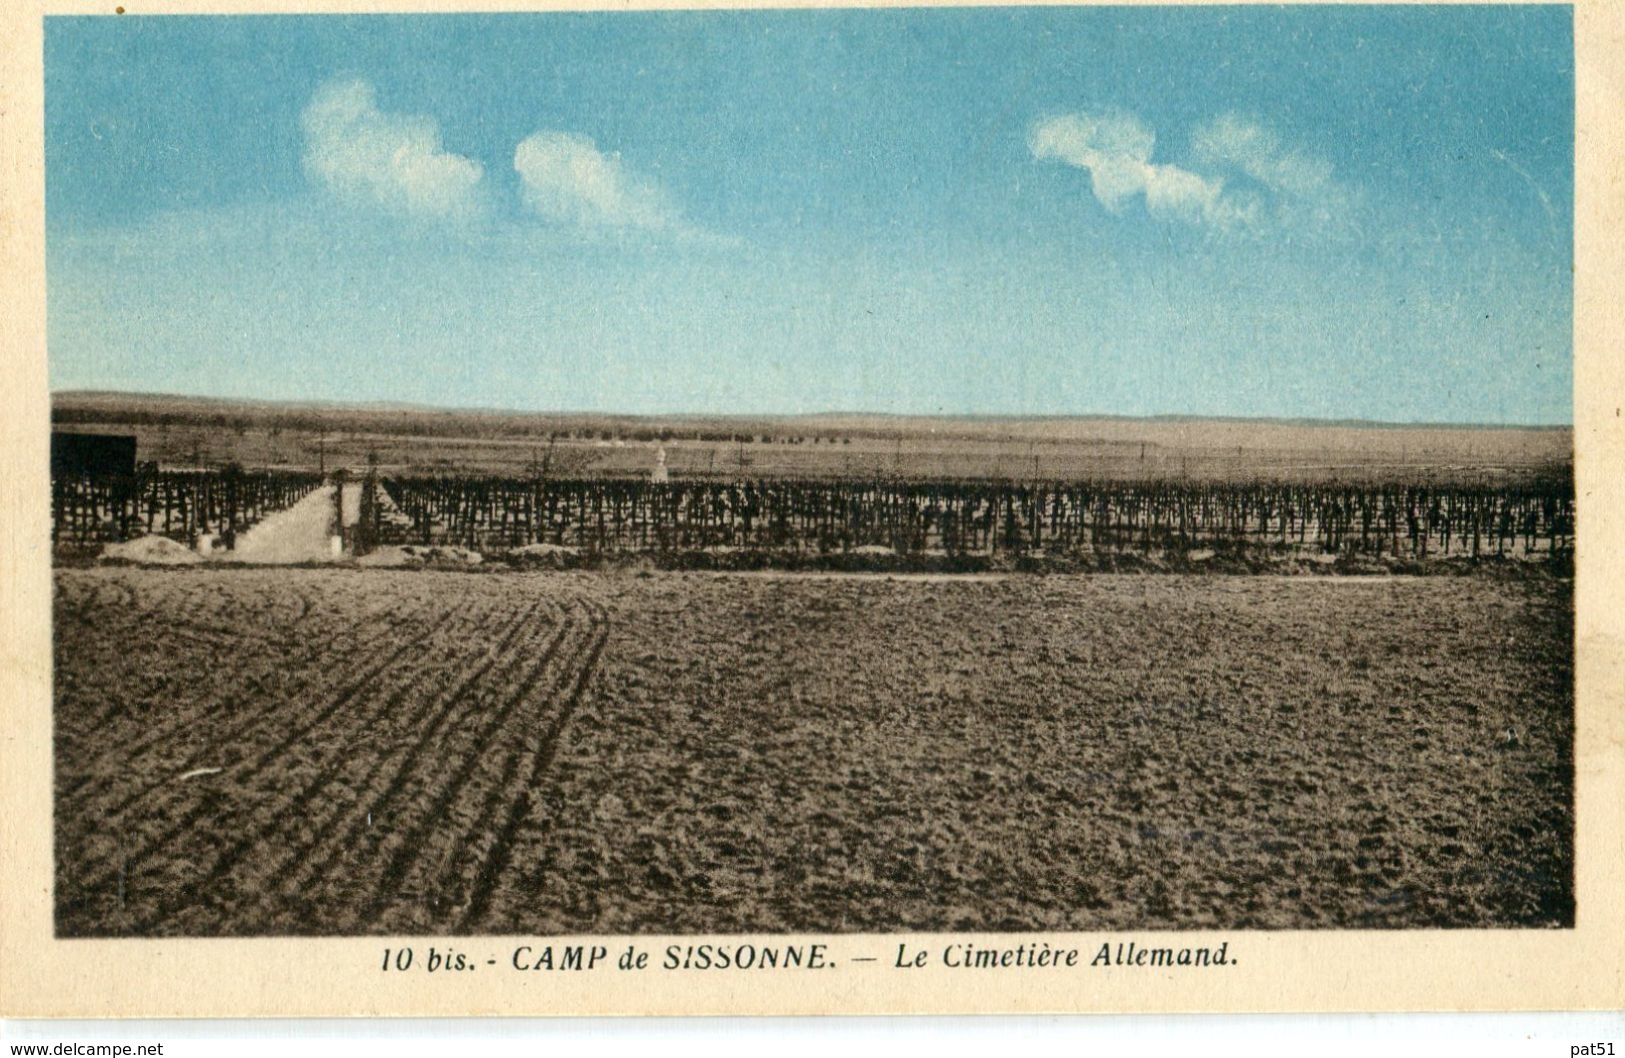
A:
[2,0,1621,1019]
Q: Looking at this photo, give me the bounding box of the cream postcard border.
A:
[1,0,1620,1018]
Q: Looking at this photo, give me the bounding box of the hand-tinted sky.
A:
[44,7,1573,423]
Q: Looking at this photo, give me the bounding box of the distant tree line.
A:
[53,403,863,446]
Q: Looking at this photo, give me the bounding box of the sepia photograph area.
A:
[45,7,1575,938]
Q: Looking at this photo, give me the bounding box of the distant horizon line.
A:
[49,388,1576,433]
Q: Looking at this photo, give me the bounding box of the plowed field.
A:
[54,568,1572,936]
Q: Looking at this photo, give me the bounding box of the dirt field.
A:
[54,567,1572,936]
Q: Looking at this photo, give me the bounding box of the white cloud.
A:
[1190,114,1355,236]
[1032,109,1349,236]
[302,79,484,219]
[513,131,682,232]
[1190,114,1334,199]
[1030,111,1255,230]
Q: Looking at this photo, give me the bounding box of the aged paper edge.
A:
[1,0,1621,1019]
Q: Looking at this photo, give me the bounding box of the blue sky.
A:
[45,7,1573,423]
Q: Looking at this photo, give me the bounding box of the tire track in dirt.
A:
[60,570,139,620]
[52,573,149,741]
[92,573,141,614]
[60,584,422,756]
[257,597,571,925]
[57,573,337,747]
[368,596,607,933]
[120,593,558,935]
[60,595,479,830]
[117,580,317,653]
[283,581,315,627]
[56,578,406,802]
[58,589,421,802]
[457,598,609,934]
[351,597,590,931]
[146,581,313,641]
[58,595,486,925]
[52,573,97,627]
